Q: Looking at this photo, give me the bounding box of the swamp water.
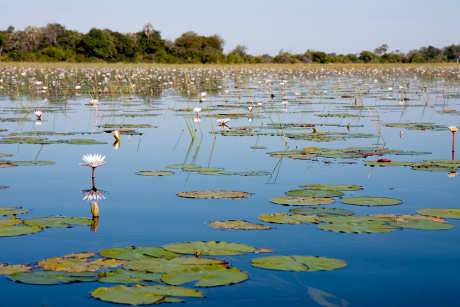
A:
[0,65,459,306]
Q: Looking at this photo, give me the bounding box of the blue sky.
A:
[0,0,458,55]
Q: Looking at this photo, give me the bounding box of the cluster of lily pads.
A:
[0,205,92,237]
[0,241,347,305]
[258,184,459,234]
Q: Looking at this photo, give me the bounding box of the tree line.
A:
[0,24,459,64]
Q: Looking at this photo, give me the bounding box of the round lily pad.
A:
[341,196,402,206]
[209,220,271,230]
[177,190,250,199]
[316,216,399,234]
[259,212,319,224]
[99,246,178,261]
[374,214,455,230]
[270,196,334,206]
[251,255,347,272]
[124,256,227,273]
[289,207,353,216]
[135,170,174,176]
[285,189,343,198]
[91,284,202,305]
[97,269,162,284]
[163,241,255,255]
[0,263,32,275]
[0,225,42,237]
[0,217,23,227]
[302,184,363,191]
[417,208,460,219]
[0,206,29,216]
[38,253,124,272]
[9,270,98,285]
[24,217,92,228]
[162,266,248,287]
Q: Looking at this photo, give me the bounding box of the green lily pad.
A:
[0,217,23,226]
[286,189,343,198]
[135,170,174,176]
[0,206,29,216]
[0,225,42,237]
[316,216,399,234]
[209,220,271,230]
[259,212,319,224]
[302,184,363,191]
[0,263,32,275]
[251,255,347,272]
[384,122,446,131]
[417,208,460,219]
[163,266,248,287]
[0,160,55,166]
[56,139,107,145]
[97,269,162,284]
[163,241,255,255]
[91,284,202,305]
[99,246,178,261]
[98,124,154,129]
[270,196,334,206]
[177,190,250,199]
[365,161,414,167]
[341,196,402,206]
[124,256,227,273]
[391,217,454,230]
[9,270,98,285]
[289,207,353,216]
[24,217,92,228]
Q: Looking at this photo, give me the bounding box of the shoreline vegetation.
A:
[0,24,459,64]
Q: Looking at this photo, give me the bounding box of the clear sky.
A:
[0,0,458,55]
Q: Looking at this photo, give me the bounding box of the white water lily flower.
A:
[200,92,207,97]
[81,154,106,168]
[282,100,288,105]
[193,117,201,123]
[449,126,458,133]
[217,118,230,126]
[34,110,42,120]
[193,107,202,114]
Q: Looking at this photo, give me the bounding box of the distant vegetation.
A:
[0,24,459,64]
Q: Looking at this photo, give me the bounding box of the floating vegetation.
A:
[37,252,124,272]
[317,216,400,234]
[384,122,446,131]
[135,170,175,176]
[98,124,156,129]
[285,189,343,198]
[162,241,255,256]
[9,271,98,285]
[0,225,43,237]
[162,266,248,287]
[24,217,92,228]
[99,246,178,261]
[123,257,228,274]
[0,160,55,166]
[302,184,363,191]
[316,113,363,118]
[289,207,353,216]
[365,159,460,172]
[97,269,162,284]
[251,256,347,272]
[341,196,402,207]
[166,163,269,176]
[270,196,334,206]
[176,190,250,199]
[259,212,319,224]
[0,263,32,275]
[417,208,460,219]
[0,206,29,216]
[209,220,271,230]
[91,285,203,305]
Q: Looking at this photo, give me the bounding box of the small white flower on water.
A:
[35,120,42,126]
[75,85,81,90]
[81,154,106,168]
[34,110,42,118]
[388,87,393,91]
[257,102,263,106]
[112,130,121,142]
[200,92,207,97]
[90,98,99,105]
[282,100,288,105]
[217,118,230,126]
[248,106,253,112]
[193,117,201,123]
[193,107,202,114]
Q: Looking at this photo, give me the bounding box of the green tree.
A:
[78,28,117,61]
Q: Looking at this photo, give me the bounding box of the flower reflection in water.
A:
[81,186,107,232]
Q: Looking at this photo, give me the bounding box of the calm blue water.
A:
[1,67,460,306]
